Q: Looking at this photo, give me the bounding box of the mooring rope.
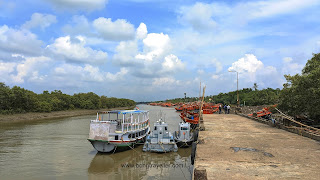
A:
[275,108,320,134]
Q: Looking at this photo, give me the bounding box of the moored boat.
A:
[174,122,194,147]
[87,110,150,153]
[143,118,178,153]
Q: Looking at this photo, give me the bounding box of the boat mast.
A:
[199,80,201,102]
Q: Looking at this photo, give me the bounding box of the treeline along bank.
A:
[164,53,320,123]
[0,83,136,114]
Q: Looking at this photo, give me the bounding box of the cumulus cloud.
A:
[0,25,43,56]
[227,54,283,87]
[0,61,16,82]
[228,54,264,73]
[47,36,108,64]
[9,56,51,83]
[136,23,148,40]
[135,33,171,61]
[162,54,185,73]
[106,68,128,81]
[54,64,106,83]
[113,40,139,66]
[22,13,57,30]
[93,17,135,41]
[47,0,108,11]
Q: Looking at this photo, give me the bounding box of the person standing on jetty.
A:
[224,105,227,114]
[219,104,222,114]
[227,105,230,114]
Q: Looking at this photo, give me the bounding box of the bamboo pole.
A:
[199,86,206,130]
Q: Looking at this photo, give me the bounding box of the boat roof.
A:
[97,110,148,114]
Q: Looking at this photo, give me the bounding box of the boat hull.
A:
[88,138,145,153]
[142,142,178,153]
[176,140,193,148]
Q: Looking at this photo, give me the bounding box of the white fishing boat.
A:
[174,122,194,147]
[88,110,150,153]
[143,117,178,153]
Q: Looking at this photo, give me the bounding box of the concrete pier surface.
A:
[194,114,320,180]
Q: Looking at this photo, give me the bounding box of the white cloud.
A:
[227,54,283,87]
[228,54,264,73]
[62,15,91,36]
[84,65,105,82]
[93,17,135,41]
[47,36,108,64]
[0,25,43,55]
[152,77,179,86]
[11,56,51,83]
[178,1,319,32]
[256,65,284,87]
[162,54,185,72]
[248,0,320,19]
[210,58,223,73]
[283,57,293,63]
[12,54,25,58]
[22,13,57,30]
[0,61,16,82]
[178,2,220,31]
[48,0,108,11]
[282,57,304,75]
[136,23,148,40]
[106,68,128,81]
[136,32,171,61]
[113,40,138,66]
[54,64,105,83]
[29,71,48,83]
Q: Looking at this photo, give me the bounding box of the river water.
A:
[0,104,192,180]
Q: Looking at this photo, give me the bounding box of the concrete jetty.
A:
[193,114,320,180]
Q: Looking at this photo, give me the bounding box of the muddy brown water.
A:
[0,104,192,180]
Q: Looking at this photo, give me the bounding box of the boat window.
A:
[154,127,157,130]
[136,133,138,137]
[133,134,135,138]
[181,127,188,130]
[115,135,119,140]
[128,134,131,138]
[165,127,167,131]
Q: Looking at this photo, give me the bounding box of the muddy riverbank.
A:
[0,106,135,123]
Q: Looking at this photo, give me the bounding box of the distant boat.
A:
[87,110,150,153]
[143,117,178,153]
[174,122,194,147]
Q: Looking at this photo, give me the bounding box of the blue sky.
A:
[1,0,320,101]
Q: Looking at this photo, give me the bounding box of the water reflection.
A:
[88,145,191,180]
